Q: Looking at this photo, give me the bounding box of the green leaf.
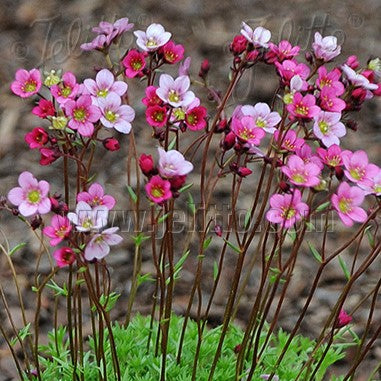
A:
[11,323,31,346]
[158,213,170,224]
[213,261,218,281]
[46,280,68,297]
[137,273,155,286]
[244,208,251,229]
[316,201,331,212]
[308,241,322,263]
[178,182,193,193]
[8,242,26,256]
[132,233,150,247]
[187,193,196,215]
[338,256,350,281]
[126,185,138,203]
[365,225,375,248]
[168,136,177,150]
[223,239,241,254]
[203,236,213,250]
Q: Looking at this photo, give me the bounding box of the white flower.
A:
[134,23,171,52]
[240,22,271,48]
[312,32,341,62]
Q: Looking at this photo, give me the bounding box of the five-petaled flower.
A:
[156,74,195,107]
[11,69,42,98]
[145,175,172,203]
[84,227,123,261]
[134,23,171,52]
[158,148,193,178]
[43,215,72,246]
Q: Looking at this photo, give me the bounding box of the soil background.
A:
[0,0,380,380]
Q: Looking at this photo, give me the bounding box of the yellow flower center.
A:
[319,121,329,134]
[168,90,180,103]
[82,218,93,229]
[256,117,267,128]
[146,38,157,47]
[74,107,87,121]
[338,198,352,213]
[296,104,309,116]
[239,127,255,141]
[173,108,185,121]
[23,80,37,93]
[27,190,40,204]
[349,167,364,181]
[281,206,296,220]
[61,86,72,97]
[151,186,164,198]
[292,173,306,184]
[97,89,108,97]
[105,110,117,122]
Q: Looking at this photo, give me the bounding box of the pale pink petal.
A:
[19,202,38,217]
[8,187,24,206]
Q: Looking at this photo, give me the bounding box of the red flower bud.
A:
[221,132,236,151]
[346,55,359,69]
[335,309,352,328]
[234,344,242,354]
[237,167,252,177]
[215,118,228,133]
[39,148,58,166]
[169,175,187,191]
[139,154,155,176]
[279,181,290,193]
[214,224,223,237]
[230,35,248,55]
[103,137,120,151]
[199,59,210,79]
[335,166,344,180]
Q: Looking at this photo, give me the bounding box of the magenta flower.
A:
[342,150,379,186]
[158,148,193,178]
[295,144,324,170]
[146,105,168,127]
[134,23,171,52]
[312,32,341,62]
[43,215,72,246]
[331,182,367,227]
[313,111,346,147]
[316,144,344,167]
[359,168,381,196]
[122,50,147,78]
[281,155,321,187]
[77,183,116,210]
[11,69,41,98]
[32,99,55,118]
[65,95,101,137]
[98,93,135,134]
[185,106,207,131]
[335,309,352,328]
[266,40,300,63]
[156,74,195,107]
[240,22,271,48]
[142,86,162,107]
[67,201,108,232]
[231,116,266,145]
[53,247,76,268]
[8,171,51,217]
[145,175,172,204]
[25,127,49,149]
[39,148,58,166]
[83,69,127,100]
[342,64,378,91]
[266,189,309,228]
[319,87,346,113]
[50,72,80,104]
[287,92,320,119]
[161,41,185,64]
[274,130,305,152]
[316,66,344,96]
[84,227,123,261]
[275,60,310,86]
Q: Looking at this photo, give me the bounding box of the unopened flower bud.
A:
[30,215,42,230]
[305,51,314,65]
[51,116,68,130]
[345,119,358,131]
[44,70,61,87]
[139,154,155,176]
[234,344,242,354]
[103,137,120,151]
[335,166,344,180]
[313,179,327,192]
[335,309,352,328]
[170,175,187,191]
[279,181,290,193]
[230,35,248,55]
[215,118,228,133]
[346,55,359,69]
[237,166,252,177]
[221,132,236,151]
[214,224,223,237]
[199,59,210,79]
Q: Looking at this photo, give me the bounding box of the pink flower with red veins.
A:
[316,66,344,96]
[156,74,195,107]
[316,144,344,167]
[65,95,101,137]
[122,50,147,78]
[295,144,324,170]
[281,155,321,187]
[319,87,346,113]
[185,106,207,131]
[312,32,341,62]
[77,183,116,210]
[83,69,127,101]
[32,99,55,118]
[81,34,107,51]
[240,22,271,48]
[134,23,171,52]
[266,40,300,63]
[342,150,379,187]
[359,168,381,196]
[43,215,72,246]
[146,105,168,128]
[145,176,172,203]
[331,182,367,227]
[335,309,352,328]
[287,93,321,119]
[8,171,51,217]
[39,148,58,166]
[84,227,123,261]
[160,41,184,64]
[142,86,162,107]
[11,69,41,98]
[98,93,135,134]
[231,116,266,145]
[266,189,309,228]
[313,111,346,147]
[51,72,80,104]
[53,247,75,268]
[275,60,310,85]
[342,64,378,91]
[67,201,108,232]
[274,130,305,152]
[158,148,193,178]
[25,127,49,149]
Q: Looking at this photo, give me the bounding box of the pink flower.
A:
[25,127,49,149]
[8,171,51,217]
[342,150,379,186]
[53,247,75,268]
[359,168,381,196]
[83,69,127,100]
[179,57,191,76]
[39,148,58,166]
[185,106,207,131]
[231,116,266,145]
[77,183,116,210]
[342,64,378,91]
[319,87,346,112]
[122,50,147,78]
[65,95,101,137]
[158,148,193,178]
[266,189,309,228]
[313,111,346,147]
[240,22,271,48]
[43,215,72,246]
[316,144,344,167]
[266,40,300,63]
[32,99,55,118]
[316,66,344,96]
[331,182,367,227]
[84,227,123,261]
[146,105,168,127]
[67,201,108,232]
[274,130,304,152]
[156,74,195,107]
[98,93,135,134]
[11,69,41,98]
[312,32,341,62]
[134,23,171,52]
[295,144,324,170]
[281,155,321,187]
[81,34,107,51]
[145,175,172,203]
[335,309,352,328]
[50,72,80,104]
[275,60,310,86]
[160,41,185,64]
[287,93,320,119]
[142,86,162,107]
